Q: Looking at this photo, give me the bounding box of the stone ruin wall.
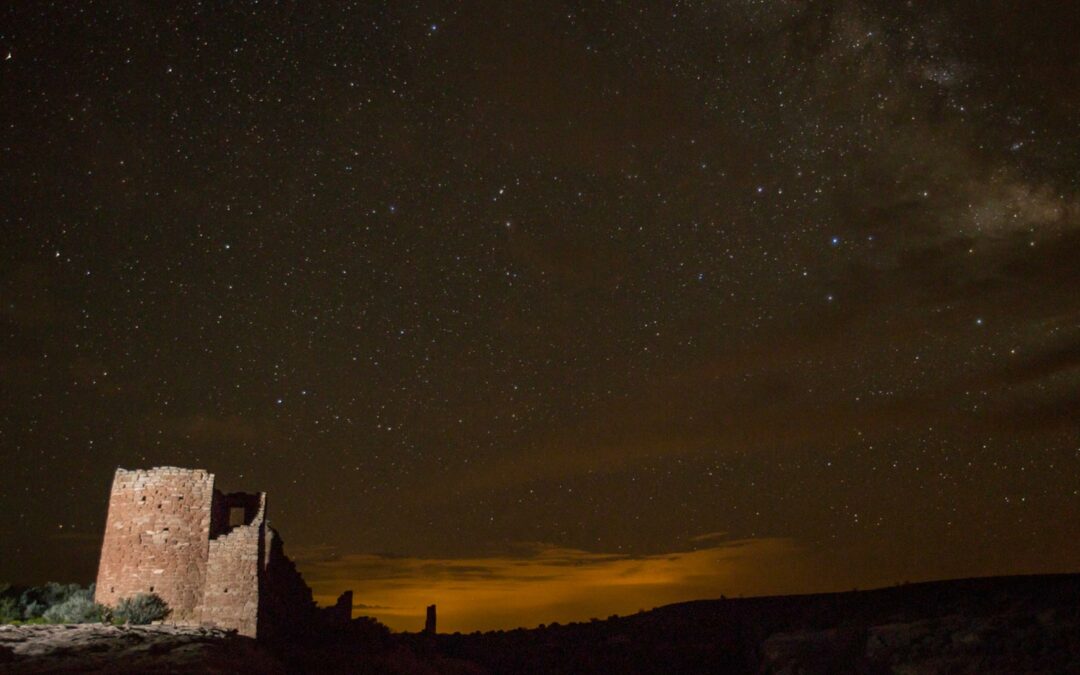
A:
[95,466,345,639]
[200,493,266,637]
[94,467,214,621]
[259,526,321,642]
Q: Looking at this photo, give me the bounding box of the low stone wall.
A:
[201,495,266,637]
[258,526,320,641]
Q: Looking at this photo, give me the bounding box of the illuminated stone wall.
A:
[94,466,338,638]
[200,493,265,637]
[94,467,214,621]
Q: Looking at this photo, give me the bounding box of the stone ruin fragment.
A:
[95,466,352,639]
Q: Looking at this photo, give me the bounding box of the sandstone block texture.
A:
[200,493,266,637]
[95,467,213,621]
[94,466,338,640]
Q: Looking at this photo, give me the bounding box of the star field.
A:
[2,1,1079,630]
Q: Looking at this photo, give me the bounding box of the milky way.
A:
[2,1,1078,630]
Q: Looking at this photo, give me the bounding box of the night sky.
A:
[3,1,1079,632]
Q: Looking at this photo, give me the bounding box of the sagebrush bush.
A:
[114,593,170,625]
[43,595,106,623]
[0,582,101,624]
[19,582,84,620]
[0,596,19,623]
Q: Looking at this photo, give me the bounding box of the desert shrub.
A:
[19,582,83,619]
[114,593,170,625]
[0,596,19,623]
[43,594,105,623]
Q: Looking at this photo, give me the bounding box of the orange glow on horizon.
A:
[298,538,814,633]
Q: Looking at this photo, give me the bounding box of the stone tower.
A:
[95,467,215,621]
[95,466,348,639]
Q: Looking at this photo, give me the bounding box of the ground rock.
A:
[0,623,284,673]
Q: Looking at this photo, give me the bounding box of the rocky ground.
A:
[2,575,1078,673]
[0,624,284,673]
[760,607,1080,674]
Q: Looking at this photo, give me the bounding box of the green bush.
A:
[0,582,102,624]
[0,596,20,623]
[19,582,83,620]
[43,595,106,623]
[114,593,170,625]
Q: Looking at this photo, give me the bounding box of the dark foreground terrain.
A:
[0,624,283,674]
[4,574,1079,674]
